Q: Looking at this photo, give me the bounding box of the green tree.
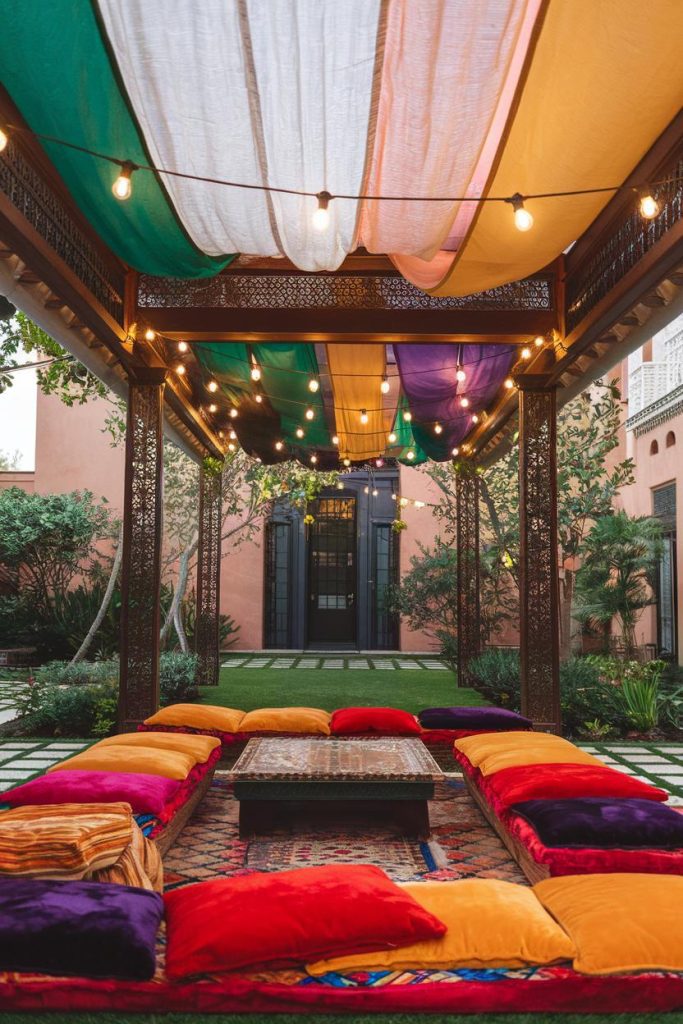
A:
[386,539,459,670]
[574,511,663,655]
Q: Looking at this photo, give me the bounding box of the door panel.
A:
[307,496,357,645]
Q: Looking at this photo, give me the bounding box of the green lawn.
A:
[4,1012,682,1024]
[201,667,482,714]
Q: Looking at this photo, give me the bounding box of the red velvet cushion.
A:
[485,763,668,813]
[163,865,446,979]
[330,707,422,736]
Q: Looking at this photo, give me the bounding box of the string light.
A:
[414,500,425,509]
[175,363,186,376]
[399,497,409,508]
[207,379,219,393]
[471,413,479,423]
[451,447,459,457]
[403,410,412,423]
[305,406,315,421]
[406,450,415,460]
[312,190,332,230]
[296,427,305,438]
[275,441,283,451]
[229,430,237,440]
[112,161,135,201]
[388,431,397,443]
[434,423,443,434]
[380,377,390,394]
[521,346,532,360]
[534,335,545,347]
[255,393,263,403]
[337,481,344,489]
[218,430,225,439]
[391,492,397,500]
[504,377,515,389]
[308,378,320,393]
[228,442,236,452]
[372,488,379,496]
[360,409,369,425]
[459,396,469,408]
[375,458,384,468]
[208,403,217,413]
[250,364,261,382]
[332,435,339,445]
[230,406,239,418]
[144,327,155,342]
[507,193,533,231]
[177,340,188,353]
[455,365,466,382]
[343,458,351,467]
[0,127,8,152]
[639,189,659,219]
[364,485,370,494]
[310,454,318,464]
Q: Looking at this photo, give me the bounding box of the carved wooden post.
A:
[518,377,561,732]
[195,459,223,686]
[118,369,166,731]
[456,460,481,689]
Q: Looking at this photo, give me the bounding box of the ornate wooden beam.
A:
[195,460,223,687]
[118,368,167,730]
[518,377,561,733]
[455,461,481,690]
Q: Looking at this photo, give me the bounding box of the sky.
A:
[0,348,37,470]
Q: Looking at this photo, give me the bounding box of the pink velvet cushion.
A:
[0,770,180,817]
[330,707,422,736]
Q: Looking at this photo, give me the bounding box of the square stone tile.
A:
[297,659,320,669]
[608,764,635,774]
[397,660,420,669]
[44,743,88,750]
[653,765,683,775]
[244,659,269,668]
[323,659,344,669]
[577,746,599,752]
[627,756,672,764]
[221,659,246,668]
[2,758,54,770]
[666,794,683,806]
[348,660,370,669]
[0,769,36,782]
[603,746,652,754]
[425,663,448,670]
[372,661,395,669]
[0,742,39,750]
[22,751,63,761]
[271,659,295,668]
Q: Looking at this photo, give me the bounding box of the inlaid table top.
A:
[231,737,443,783]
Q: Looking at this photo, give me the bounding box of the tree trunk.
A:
[559,569,575,662]
[160,535,197,646]
[70,523,124,664]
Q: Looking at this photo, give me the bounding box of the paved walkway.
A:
[222,655,449,670]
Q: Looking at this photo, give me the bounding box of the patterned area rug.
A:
[162,773,528,892]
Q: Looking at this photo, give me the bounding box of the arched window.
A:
[666,431,676,448]
[650,439,659,455]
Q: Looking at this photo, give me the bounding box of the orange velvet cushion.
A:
[455,731,573,767]
[534,873,683,974]
[239,707,331,735]
[98,731,220,762]
[307,879,575,974]
[455,733,603,777]
[143,704,245,734]
[48,745,197,781]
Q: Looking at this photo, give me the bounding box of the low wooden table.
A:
[231,737,442,838]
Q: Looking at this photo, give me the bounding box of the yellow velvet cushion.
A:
[307,879,575,974]
[239,707,331,735]
[534,873,683,975]
[97,731,220,762]
[455,733,602,777]
[48,745,197,781]
[143,703,245,733]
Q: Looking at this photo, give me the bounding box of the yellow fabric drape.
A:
[432,0,683,297]
[326,345,395,460]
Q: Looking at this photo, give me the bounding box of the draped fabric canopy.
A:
[1,0,680,291]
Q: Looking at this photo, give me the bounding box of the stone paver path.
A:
[0,682,28,727]
[222,655,449,670]
[578,742,683,804]
[0,739,90,789]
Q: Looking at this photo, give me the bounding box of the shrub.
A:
[34,659,118,688]
[160,652,199,705]
[468,648,520,709]
[13,680,117,738]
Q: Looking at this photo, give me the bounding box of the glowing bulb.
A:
[372,488,378,497]
[455,366,466,383]
[332,435,339,445]
[375,458,384,468]
[144,328,155,342]
[504,377,514,389]
[218,430,225,439]
[451,447,459,457]
[208,403,217,413]
[534,335,545,348]
[178,340,188,353]
[471,413,479,424]
[305,407,314,421]
[230,407,238,418]
[275,441,283,451]
[459,396,469,408]
[337,481,344,489]
[380,377,390,394]
[343,458,351,467]
[414,500,425,509]
[207,379,219,393]
[310,454,318,464]
[175,363,186,376]
[388,431,397,444]
[360,409,369,425]
[229,430,237,440]
[0,127,8,152]
[403,410,412,423]
[521,347,532,360]
[391,493,397,500]
[639,191,659,220]
[434,423,443,435]
[508,193,533,231]
[399,497,409,508]
[406,450,415,461]
[308,378,320,393]
[255,393,263,403]
[250,365,261,382]
[296,427,305,439]
[228,442,236,452]
[312,190,332,230]
[112,161,135,200]
[364,486,370,494]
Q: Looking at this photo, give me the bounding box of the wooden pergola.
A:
[2,90,683,735]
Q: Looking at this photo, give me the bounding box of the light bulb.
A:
[230,407,238,418]
[332,435,339,445]
[343,458,351,467]
[310,454,318,464]
[207,379,218,393]
[112,162,135,201]
[508,193,533,231]
[275,441,283,451]
[218,430,225,439]
[459,396,469,408]
[175,363,186,376]
[521,347,532,360]
[403,410,412,423]
[434,423,443,435]
[305,407,314,421]
[337,481,344,489]
[471,413,479,424]
[534,335,545,348]
[312,190,332,231]
[229,430,237,440]
[455,366,466,383]
[391,492,397,500]
[228,442,236,452]
[255,393,263,403]
[0,127,8,152]
[372,488,378,497]
[364,486,370,494]
[388,431,397,444]
[504,377,514,389]
[144,328,155,342]
[208,403,217,413]
[414,500,424,509]
[639,190,659,220]
[308,378,320,393]
[178,340,188,353]
[375,458,384,468]
[250,365,261,382]
[296,427,305,438]
[360,409,369,425]
[406,450,415,461]
[400,497,409,508]
[451,447,459,457]
[380,377,390,394]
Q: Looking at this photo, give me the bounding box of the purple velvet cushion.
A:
[0,877,163,979]
[418,706,532,731]
[511,798,683,849]
[0,770,180,817]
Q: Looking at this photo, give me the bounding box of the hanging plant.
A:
[391,518,407,533]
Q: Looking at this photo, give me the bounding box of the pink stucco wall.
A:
[0,470,35,493]
[398,465,446,653]
[220,513,265,650]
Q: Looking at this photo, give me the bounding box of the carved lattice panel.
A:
[195,466,223,686]
[119,378,165,729]
[456,465,481,689]
[518,385,561,731]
